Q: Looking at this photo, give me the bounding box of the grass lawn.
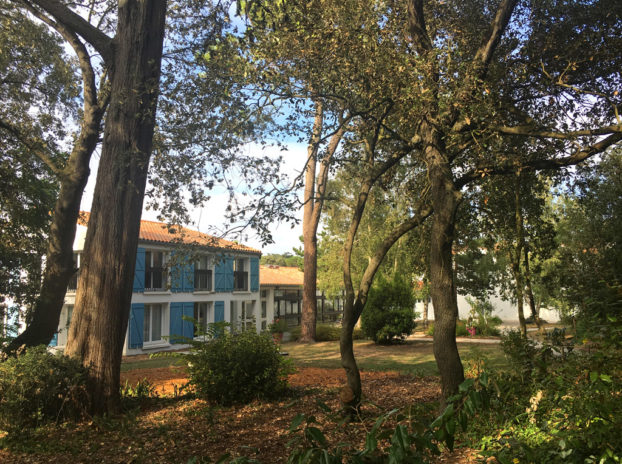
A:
[121,338,507,376]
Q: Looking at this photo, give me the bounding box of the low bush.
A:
[361,274,416,344]
[288,323,364,342]
[0,346,89,434]
[469,333,622,463]
[185,324,294,405]
[466,298,502,336]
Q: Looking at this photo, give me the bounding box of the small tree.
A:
[361,274,416,344]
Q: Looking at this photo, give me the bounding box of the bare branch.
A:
[456,132,622,188]
[492,124,622,139]
[0,119,65,177]
[473,0,518,75]
[27,0,113,63]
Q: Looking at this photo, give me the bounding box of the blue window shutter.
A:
[182,302,194,338]
[214,256,226,292]
[183,262,195,292]
[170,302,183,343]
[250,257,259,292]
[214,301,225,322]
[129,303,144,348]
[133,248,146,292]
[49,332,58,347]
[225,257,234,291]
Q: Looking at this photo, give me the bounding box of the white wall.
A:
[415,291,560,323]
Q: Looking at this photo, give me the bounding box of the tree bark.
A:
[4,11,107,354]
[300,105,345,343]
[300,102,323,343]
[64,0,167,414]
[424,124,465,399]
[512,174,527,338]
[523,244,543,333]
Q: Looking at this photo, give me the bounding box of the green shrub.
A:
[0,346,89,433]
[361,274,416,344]
[466,298,502,336]
[289,323,364,342]
[185,324,294,405]
[471,348,622,463]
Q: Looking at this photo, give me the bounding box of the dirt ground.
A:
[0,364,479,463]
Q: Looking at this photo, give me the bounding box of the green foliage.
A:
[361,274,416,344]
[261,252,302,269]
[472,335,622,463]
[0,346,89,434]
[466,298,502,337]
[289,324,364,342]
[283,374,492,463]
[268,318,288,334]
[184,322,294,406]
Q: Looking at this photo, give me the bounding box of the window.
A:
[145,251,167,291]
[144,303,164,343]
[65,305,74,329]
[194,256,213,291]
[193,301,212,336]
[230,300,255,331]
[233,258,248,291]
[261,301,267,319]
[67,253,81,291]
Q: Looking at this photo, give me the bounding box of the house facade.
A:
[53,216,266,355]
[260,265,344,327]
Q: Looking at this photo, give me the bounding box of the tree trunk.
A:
[425,125,464,399]
[423,296,429,328]
[523,244,543,333]
[513,174,527,338]
[65,0,167,414]
[339,294,363,416]
[300,103,323,343]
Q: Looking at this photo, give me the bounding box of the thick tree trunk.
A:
[425,125,464,399]
[64,0,167,414]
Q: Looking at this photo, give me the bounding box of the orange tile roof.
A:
[260,265,304,287]
[78,211,260,254]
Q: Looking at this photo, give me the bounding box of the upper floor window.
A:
[194,255,213,291]
[233,258,248,291]
[145,251,167,291]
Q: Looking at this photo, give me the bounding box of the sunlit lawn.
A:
[121,338,507,376]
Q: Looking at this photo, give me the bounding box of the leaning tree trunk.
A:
[425,126,464,399]
[4,19,106,354]
[65,0,167,414]
[339,294,363,416]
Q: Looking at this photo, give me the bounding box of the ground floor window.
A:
[194,301,212,336]
[144,303,164,343]
[231,300,255,331]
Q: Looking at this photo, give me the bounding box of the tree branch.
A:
[27,0,113,64]
[473,0,518,75]
[492,124,622,139]
[0,119,65,177]
[407,0,432,55]
[456,132,622,188]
